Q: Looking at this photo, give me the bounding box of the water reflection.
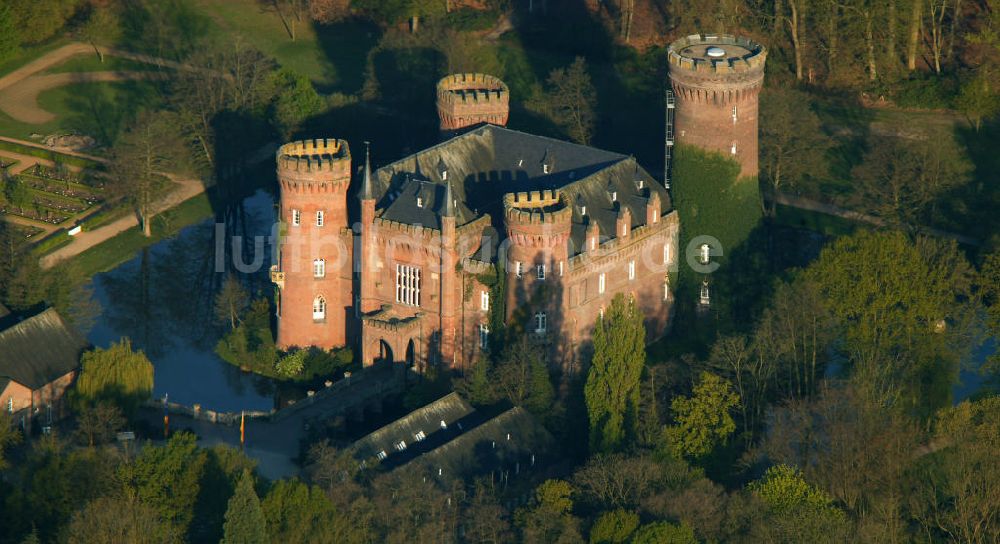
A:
[85,191,278,412]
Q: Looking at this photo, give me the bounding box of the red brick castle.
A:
[272,35,764,372]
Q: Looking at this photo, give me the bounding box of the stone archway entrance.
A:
[405,339,416,367]
[377,340,394,364]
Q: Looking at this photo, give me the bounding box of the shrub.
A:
[443,8,499,32]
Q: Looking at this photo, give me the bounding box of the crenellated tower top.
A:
[667,34,767,104]
[276,138,352,193]
[503,190,572,250]
[436,73,510,134]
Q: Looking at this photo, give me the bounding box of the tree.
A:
[108,112,172,236]
[309,0,351,23]
[76,338,154,415]
[588,509,639,544]
[65,497,180,544]
[76,4,121,62]
[457,356,497,405]
[546,57,597,145]
[0,2,18,63]
[276,350,307,377]
[585,294,646,453]
[127,432,208,535]
[269,68,325,139]
[664,371,739,459]
[631,521,698,544]
[803,230,973,413]
[852,131,972,227]
[748,464,852,542]
[759,89,831,214]
[955,71,1000,131]
[222,469,267,544]
[495,336,555,417]
[0,411,22,471]
[74,402,126,447]
[215,274,249,330]
[261,479,339,544]
[516,479,584,544]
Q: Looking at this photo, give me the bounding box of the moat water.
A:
[84,191,278,412]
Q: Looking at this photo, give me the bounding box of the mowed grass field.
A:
[190,0,378,92]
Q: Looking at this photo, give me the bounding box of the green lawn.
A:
[0,37,72,78]
[772,204,858,237]
[190,0,378,92]
[71,193,214,277]
[0,79,165,147]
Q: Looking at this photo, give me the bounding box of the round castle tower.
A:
[275,138,352,350]
[436,73,510,136]
[668,34,767,178]
[503,190,572,314]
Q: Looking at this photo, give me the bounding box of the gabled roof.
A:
[370,125,670,255]
[393,406,553,481]
[0,308,88,390]
[350,392,476,463]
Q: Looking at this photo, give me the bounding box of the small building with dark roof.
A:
[0,308,88,429]
[272,74,680,373]
[349,393,552,485]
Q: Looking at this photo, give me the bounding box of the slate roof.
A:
[350,392,477,464]
[370,125,670,255]
[392,406,553,481]
[0,308,88,390]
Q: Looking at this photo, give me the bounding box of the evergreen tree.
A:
[585,294,646,453]
[222,469,267,544]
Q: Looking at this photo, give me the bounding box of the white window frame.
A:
[590,237,596,251]
[559,261,564,276]
[664,280,671,301]
[414,430,426,441]
[664,243,671,265]
[699,243,711,265]
[581,205,587,216]
[395,264,421,306]
[479,323,489,349]
[621,223,628,237]
[599,272,606,294]
[291,209,301,227]
[480,290,489,312]
[312,296,326,321]
[543,164,550,174]
[732,105,738,123]
[395,440,407,451]
[6,397,12,413]
[376,450,387,460]
[416,197,424,208]
[313,259,326,278]
[515,261,523,278]
[611,191,617,202]
[731,142,737,155]
[316,210,324,227]
[536,264,546,280]
[628,260,635,280]
[534,312,547,334]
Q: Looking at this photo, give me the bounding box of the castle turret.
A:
[668,35,767,178]
[358,143,379,315]
[436,73,510,137]
[274,139,353,350]
[503,190,572,319]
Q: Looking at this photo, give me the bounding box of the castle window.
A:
[599,272,606,294]
[481,290,489,312]
[534,312,547,334]
[621,223,629,237]
[730,142,737,155]
[664,278,671,301]
[537,264,546,280]
[732,105,738,123]
[559,261,564,276]
[599,307,605,319]
[312,296,326,321]
[590,237,596,251]
[316,210,324,227]
[291,209,301,226]
[699,243,711,265]
[479,323,489,349]
[313,259,326,278]
[395,264,421,306]
[515,261,523,278]
[628,260,635,280]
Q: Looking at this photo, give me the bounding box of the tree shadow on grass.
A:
[60,80,164,148]
[311,18,382,94]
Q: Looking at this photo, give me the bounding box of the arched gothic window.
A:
[313,296,326,321]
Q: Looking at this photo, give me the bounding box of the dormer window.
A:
[581,205,587,216]
[543,163,550,174]
[611,191,617,202]
[441,170,447,181]
[637,179,644,190]
[416,197,424,208]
